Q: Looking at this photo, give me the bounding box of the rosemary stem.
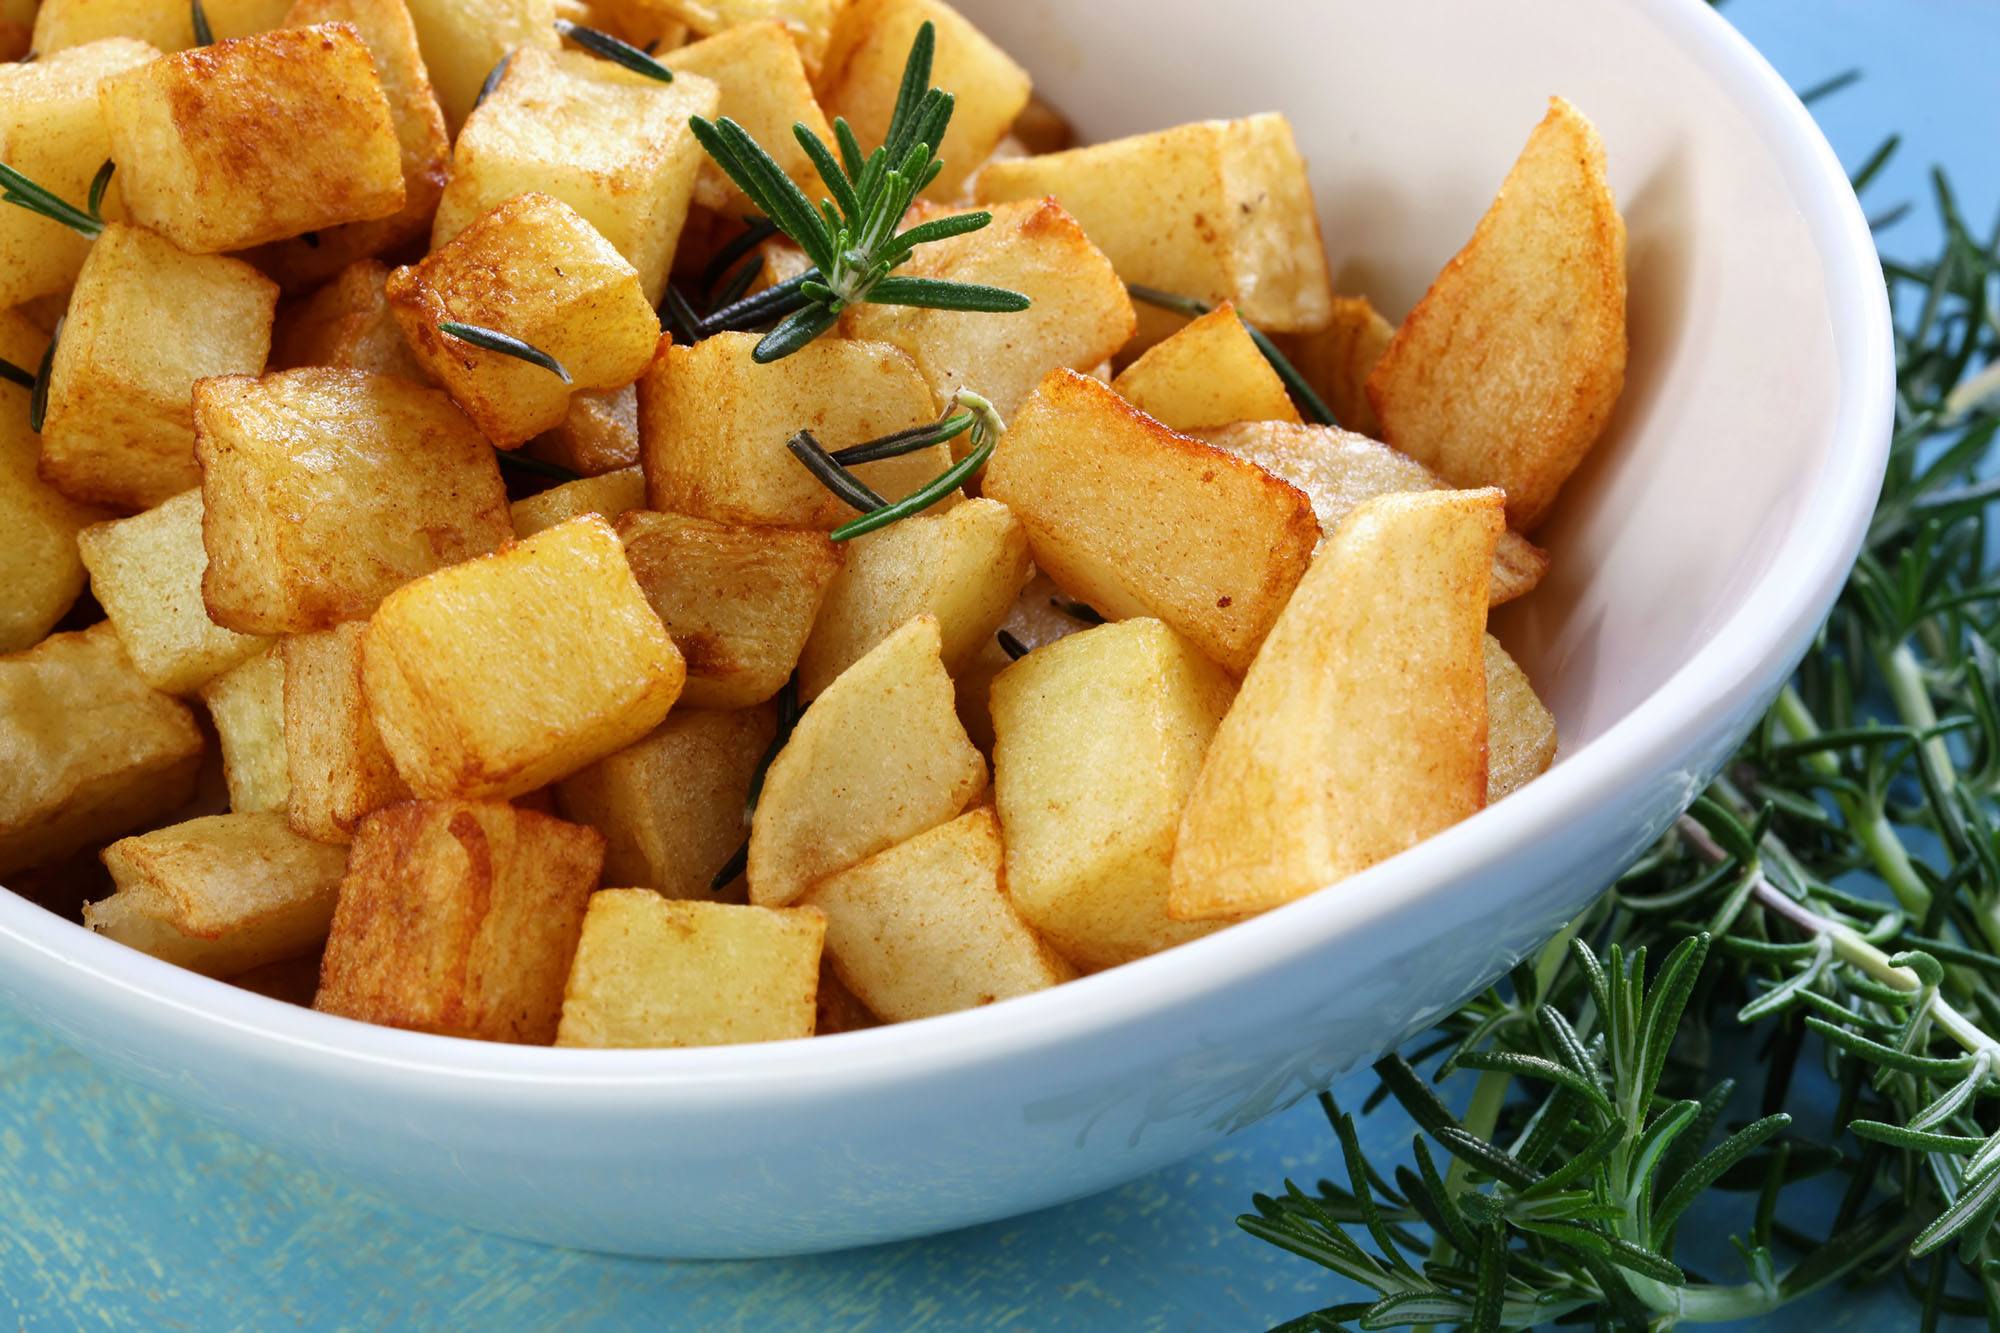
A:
[1881,640,1958,793]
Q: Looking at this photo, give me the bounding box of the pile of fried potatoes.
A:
[0,0,1624,1047]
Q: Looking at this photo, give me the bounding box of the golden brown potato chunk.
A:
[194,369,513,634]
[990,619,1230,969]
[639,332,950,529]
[86,812,349,977]
[798,497,1030,700]
[1200,421,1548,606]
[1111,303,1300,434]
[40,225,277,511]
[804,807,1070,1021]
[282,622,409,843]
[841,198,1135,421]
[269,259,430,381]
[525,385,639,477]
[556,891,824,1048]
[0,38,157,311]
[1275,295,1392,438]
[99,25,406,254]
[400,0,556,131]
[315,799,604,1043]
[1367,98,1627,531]
[671,21,834,217]
[199,648,291,814]
[362,514,685,801]
[1486,635,1557,802]
[651,0,835,73]
[389,192,662,447]
[31,0,285,51]
[815,958,878,1034]
[0,314,103,652]
[78,490,271,696]
[434,48,717,304]
[977,114,1333,337]
[617,509,842,709]
[250,0,452,290]
[982,369,1320,674]
[749,615,986,906]
[0,624,205,877]
[820,0,1029,200]
[511,467,647,539]
[1171,489,1503,921]
[556,704,776,898]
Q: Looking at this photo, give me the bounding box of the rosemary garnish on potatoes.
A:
[786,390,1005,542]
[553,19,673,84]
[434,321,573,383]
[0,161,109,237]
[26,317,56,433]
[190,0,213,46]
[1126,283,1341,428]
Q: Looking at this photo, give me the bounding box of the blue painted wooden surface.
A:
[4,3,1996,1327]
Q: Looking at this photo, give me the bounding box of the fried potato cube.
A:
[1170,489,1503,920]
[0,314,103,653]
[1111,303,1299,434]
[989,618,1229,969]
[315,799,604,1042]
[433,49,717,304]
[1486,635,1556,802]
[617,509,841,708]
[1367,98,1627,531]
[803,807,1070,1021]
[982,369,1319,674]
[250,0,453,290]
[841,197,1135,420]
[0,623,205,877]
[953,568,1096,752]
[671,21,834,217]
[0,38,157,310]
[556,891,823,1048]
[977,114,1333,336]
[269,259,429,381]
[78,490,270,696]
[389,192,662,447]
[749,615,985,906]
[797,497,1029,699]
[820,0,1029,201]
[401,0,556,130]
[31,0,285,52]
[85,812,348,977]
[1275,295,1392,438]
[511,466,646,538]
[194,368,513,633]
[556,704,775,897]
[525,385,638,476]
[39,225,277,511]
[639,332,950,528]
[198,648,290,813]
[99,25,406,255]
[282,621,408,842]
[650,0,836,73]
[362,514,685,800]
[1201,421,1548,606]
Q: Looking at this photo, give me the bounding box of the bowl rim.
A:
[0,0,1895,1102]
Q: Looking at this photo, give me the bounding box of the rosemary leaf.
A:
[829,429,994,541]
[27,317,57,434]
[191,0,213,45]
[473,50,513,111]
[0,358,33,391]
[435,322,572,383]
[785,430,887,513]
[0,163,105,238]
[554,19,673,83]
[997,630,1028,661]
[1125,284,1339,427]
[85,160,113,220]
[829,412,971,465]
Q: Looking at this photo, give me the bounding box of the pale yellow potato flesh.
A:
[0,313,102,653]
[282,621,410,845]
[671,21,833,216]
[33,0,284,52]
[1170,488,1504,920]
[1111,303,1300,434]
[649,0,837,75]
[1486,635,1557,802]
[511,467,648,539]
[199,648,291,815]
[400,0,557,132]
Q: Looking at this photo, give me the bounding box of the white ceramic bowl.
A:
[0,0,1890,1258]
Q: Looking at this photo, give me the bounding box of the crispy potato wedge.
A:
[556,891,824,1048]
[40,224,277,511]
[1111,302,1300,433]
[805,806,1071,1021]
[556,703,776,898]
[0,313,103,652]
[1200,421,1548,605]
[982,368,1319,674]
[990,618,1231,968]
[315,799,604,1043]
[400,0,557,131]
[282,621,410,843]
[0,623,205,878]
[78,489,271,696]
[749,615,986,906]
[798,497,1031,699]
[841,197,1135,422]
[1486,635,1557,802]
[362,514,684,801]
[1170,489,1503,920]
[198,648,291,814]
[617,509,842,709]
[99,25,406,254]
[511,467,648,539]
[671,21,834,216]
[86,812,348,977]
[195,369,514,633]
[1274,295,1392,438]
[525,385,639,477]
[31,0,285,51]
[433,48,717,304]
[268,259,430,381]
[1367,98,1627,531]
[639,332,950,528]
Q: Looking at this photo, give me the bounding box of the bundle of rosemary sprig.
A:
[1244,113,2000,1333]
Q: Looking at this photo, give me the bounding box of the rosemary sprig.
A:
[1126,284,1341,429]
[687,21,1029,362]
[435,322,572,383]
[784,390,1004,541]
[711,677,803,892]
[554,19,672,83]
[0,162,107,238]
